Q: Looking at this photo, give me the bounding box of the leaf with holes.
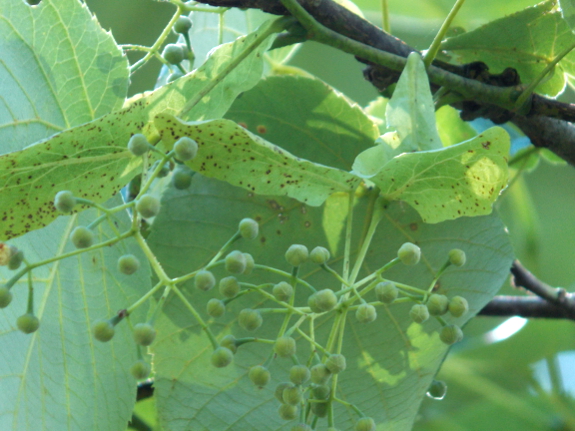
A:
[146,173,513,431]
[0,15,279,240]
[441,0,575,97]
[154,114,361,206]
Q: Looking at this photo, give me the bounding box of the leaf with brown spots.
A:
[373,127,510,223]
[154,114,361,206]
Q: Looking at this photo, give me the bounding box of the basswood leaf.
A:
[146,173,513,431]
[0,18,279,240]
[374,127,510,223]
[441,0,575,97]
[385,52,442,155]
[154,114,361,206]
[0,195,151,431]
[559,0,575,32]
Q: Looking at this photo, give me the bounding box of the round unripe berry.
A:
[162,44,184,65]
[127,134,150,156]
[71,226,93,249]
[427,380,447,399]
[278,404,298,421]
[311,401,329,418]
[289,365,311,386]
[275,382,292,402]
[273,282,293,302]
[136,195,161,218]
[130,360,151,380]
[211,346,234,368]
[310,246,330,264]
[448,296,469,318]
[375,281,398,303]
[174,137,198,162]
[355,303,377,323]
[398,242,421,265]
[274,336,296,358]
[314,289,338,312]
[219,276,240,298]
[117,254,140,275]
[195,270,216,291]
[285,244,309,267]
[174,16,192,34]
[440,324,463,345]
[410,304,429,323]
[92,319,115,342]
[448,249,466,267]
[54,190,76,213]
[220,334,238,354]
[354,417,376,431]
[225,250,247,274]
[8,250,24,271]
[133,323,156,346]
[325,354,346,374]
[310,364,331,385]
[16,313,40,334]
[427,294,449,316]
[0,286,13,308]
[243,253,255,275]
[282,384,302,405]
[249,365,271,387]
[239,218,259,240]
[172,168,193,190]
[238,308,263,331]
[311,384,331,400]
[207,298,225,318]
[307,294,322,313]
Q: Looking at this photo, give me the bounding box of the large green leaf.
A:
[146,174,513,431]
[154,114,361,206]
[224,75,379,171]
[0,0,129,153]
[441,0,575,97]
[0,196,151,431]
[368,127,510,223]
[0,18,280,240]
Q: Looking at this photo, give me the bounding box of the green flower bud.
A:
[310,364,331,385]
[398,242,421,265]
[275,382,292,402]
[448,249,466,267]
[117,254,140,275]
[410,304,429,324]
[375,281,398,304]
[427,294,449,316]
[92,319,115,342]
[285,244,309,267]
[207,298,225,318]
[127,134,150,156]
[354,417,376,431]
[195,270,216,291]
[54,190,77,213]
[130,359,151,380]
[238,308,263,331]
[274,336,296,358]
[239,218,259,240]
[136,195,161,218]
[174,137,198,162]
[225,250,247,274]
[325,354,346,374]
[310,246,330,264]
[307,294,322,313]
[243,253,255,275]
[8,249,24,271]
[311,384,330,400]
[248,365,271,387]
[289,364,311,385]
[273,282,293,302]
[162,43,184,65]
[0,286,13,308]
[311,400,329,418]
[211,347,234,368]
[133,322,156,346]
[219,276,240,298]
[282,384,302,405]
[172,168,193,190]
[16,313,40,334]
[220,334,238,354]
[440,324,463,345]
[174,16,192,34]
[70,226,94,249]
[355,303,377,323]
[314,289,338,312]
[278,404,298,421]
[448,296,469,317]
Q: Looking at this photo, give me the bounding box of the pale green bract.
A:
[154,114,361,206]
[0,17,279,240]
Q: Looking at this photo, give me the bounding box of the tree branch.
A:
[195,0,575,166]
[478,295,575,320]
